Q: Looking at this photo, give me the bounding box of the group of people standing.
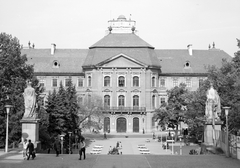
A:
[53,136,86,160]
[22,139,36,160]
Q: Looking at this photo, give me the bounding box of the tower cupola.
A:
[106,15,137,34]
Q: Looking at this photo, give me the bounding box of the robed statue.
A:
[205,83,221,121]
[23,81,37,118]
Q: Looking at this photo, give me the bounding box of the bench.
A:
[140,150,150,154]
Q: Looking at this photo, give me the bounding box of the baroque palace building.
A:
[22,15,231,133]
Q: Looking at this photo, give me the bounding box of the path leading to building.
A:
[86,137,172,155]
[0,152,239,168]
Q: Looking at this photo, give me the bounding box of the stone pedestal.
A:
[204,120,223,145]
[20,118,41,151]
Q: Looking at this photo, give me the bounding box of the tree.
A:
[154,83,189,140]
[0,32,41,146]
[78,94,105,132]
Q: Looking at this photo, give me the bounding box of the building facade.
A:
[22,15,231,133]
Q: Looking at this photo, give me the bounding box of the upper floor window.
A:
[173,78,178,87]
[199,78,204,87]
[104,76,110,87]
[77,97,83,105]
[118,76,125,87]
[39,79,45,87]
[78,78,84,87]
[133,95,139,107]
[52,78,58,87]
[65,78,71,87]
[104,95,110,107]
[152,76,156,87]
[88,76,92,87]
[160,78,165,87]
[186,78,192,88]
[160,97,166,105]
[118,95,125,107]
[133,76,139,87]
[152,95,156,108]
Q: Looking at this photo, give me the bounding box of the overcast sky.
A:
[1,0,239,56]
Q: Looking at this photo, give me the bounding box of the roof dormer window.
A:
[184,61,190,68]
[53,60,60,68]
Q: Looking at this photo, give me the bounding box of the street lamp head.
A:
[5,105,13,114]
[223,106,230,116]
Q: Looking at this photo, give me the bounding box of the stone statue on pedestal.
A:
[23,81,37,119]
[205,83,221,121]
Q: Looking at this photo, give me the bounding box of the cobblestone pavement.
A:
[0,153,239,168]
[0,135,239,168]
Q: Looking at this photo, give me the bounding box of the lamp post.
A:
[5,105,13,153]
[171,133,174,155]
[60,134,65,154]
[223,106,230,157]
[180,137,182,155]
[68,132,72,154]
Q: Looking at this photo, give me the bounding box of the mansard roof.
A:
[21,49,88,74]
[83,33,160,68]
[156,49,231,74]
[22,48,231,75]
[82,47,160,69]
[89,33,154,49]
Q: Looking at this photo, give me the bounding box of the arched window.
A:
[118,76,125,87]
[104,95,110,107]
[118,95,125,107]
[133,76,139,87]
[88,76,91,87]
[152,95,156,108]
[133,95,139,107]
[104,76,110,87]
[152,76,155,87]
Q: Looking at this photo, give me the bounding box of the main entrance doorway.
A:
[117,117,126,132]
[133,117,139,132]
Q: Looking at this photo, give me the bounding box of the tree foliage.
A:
[0,32,42,146]
[154,83,189,140]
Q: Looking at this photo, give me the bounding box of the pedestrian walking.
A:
[79,138,86,160]
[22,139,28,160]
[26,139,35,160]
[53,138,61,157]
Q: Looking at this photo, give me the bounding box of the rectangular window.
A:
[88,76,91,87]
[65,78,71,87]
[39,79,45,87]
[133,76,139,87]
[160,97,165,105]
[52,78,58,87]
[78,78,84,87]
[186,78,191,88]
[199,78,204,87]
[152,76,156,87]
[77,97,83,105]
[104,76,110,87]
[173,78,178,87]
[160,78,165,87]
[118,76,125,87]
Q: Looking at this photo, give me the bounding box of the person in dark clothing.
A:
[26,139,35,160]
[79,138,86,160]
[54,138,61,157]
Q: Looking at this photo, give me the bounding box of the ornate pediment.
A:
[103,89,112,92]
[131,89,141,93]
[97,53,147,68]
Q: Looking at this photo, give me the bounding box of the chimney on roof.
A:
[187,44,192,56]
[51,43,56,55]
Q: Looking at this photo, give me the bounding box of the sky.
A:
[0,0,240,57]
